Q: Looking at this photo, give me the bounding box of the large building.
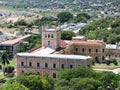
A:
[16,27,106,78]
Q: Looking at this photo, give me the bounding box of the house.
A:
[0,35,31,56]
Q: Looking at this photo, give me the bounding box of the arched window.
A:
[95,56,99,63]
[48,34,50,38]
[102,56,105,61]
[48,41,50,46]
[37,72,40,75]
[21,62,24,66]
[21,70,24,73]
[53,73,56,78]
[45,34,47,38]
[29,62,32,67]
[51,34,54,38]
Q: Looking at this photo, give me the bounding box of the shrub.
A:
[113,59,118,65]
[106,61,110,65]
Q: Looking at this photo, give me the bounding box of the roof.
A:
[106,44,117,49]
[33,47,55,54]
[60,40,70,48]
[69,40,105,45]
[0,35,31,45]
[0,33,13,43]
[17,53,91,60]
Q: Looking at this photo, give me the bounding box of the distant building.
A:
[0,35,31,56]
[106,44,120,60]
[16,26,106,78]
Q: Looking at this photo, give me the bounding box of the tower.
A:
[42,26,61,49]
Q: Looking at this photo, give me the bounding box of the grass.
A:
[92,63,120,70]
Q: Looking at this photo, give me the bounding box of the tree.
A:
[76,13,91,22]
[57,12,73,23]
[70,78,101,90]
[14,19,27,26]
[16,73,43,90]
[61,30,76,40]
[0,50,11,75]
[0,82,29,90]
[16,72,54,90]
[100,72,119,89]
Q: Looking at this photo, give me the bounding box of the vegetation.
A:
[0,72,54,90]
[61,30,76,40]
[56,66,120,90]
[57,12,73,23]
[18,34,41,52]
[79,18,120,44]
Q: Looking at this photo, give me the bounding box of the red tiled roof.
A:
[60,40,70,48]
[1,35,31,45]
[30,47,42,53]
[69,40,105,45]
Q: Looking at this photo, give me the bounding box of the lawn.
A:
[92,63,120,70]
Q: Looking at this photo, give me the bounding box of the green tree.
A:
[70,78,101,90]
[14,19,27,26]
[16,73,43,90]
[0,82,29,90]
[57,12,73,23]
[61,30,76,40]
[0,50,11,75]
[100,72,119,88]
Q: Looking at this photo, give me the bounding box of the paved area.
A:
[94,68,120,74]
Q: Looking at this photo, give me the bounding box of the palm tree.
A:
[0,50,11,75]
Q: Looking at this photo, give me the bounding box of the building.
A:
[0,35,31,56]
[16,26,106,78]
[106,44,120,60]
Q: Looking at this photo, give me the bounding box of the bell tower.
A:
[42,26,61,49]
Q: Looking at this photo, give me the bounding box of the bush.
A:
[106,61,110,65]
[113,59,118,65]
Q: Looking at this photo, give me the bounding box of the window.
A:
[102,56,105,61]
[61,64,64,69]
[89,49,91,53]
[76,48,78,52]
[37,72,40,75]
[51,34,54,38]
[48,41,50,46]
[29,62,32,67]
[103,49,104,52]
[82,48,84,52]
[45,34,47,38]
[45,63,48,68]
[95,56,99,63]
[21,70,24,73]
[96,49,98,53]
[70,65,73,69]
[53,73,56,78]
[37,62,40,67]
[53,64,56,69]
[21,62,24,66]
[48,34,50,38]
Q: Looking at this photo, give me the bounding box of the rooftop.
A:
[106,44,117,49]
[17,53,91,60]
[69,40,105,45]
[0,35,31,45]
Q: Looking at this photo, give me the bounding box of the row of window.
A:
[76,48,105,53]
[21,62,73,69]
[45,34,54,38]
